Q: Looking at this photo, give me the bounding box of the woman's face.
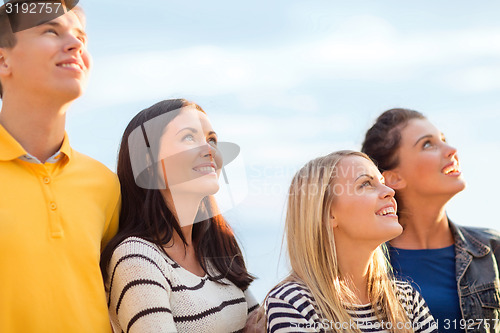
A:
[158,107,222,197]
[330,156,402,246]
[393,118,466,198]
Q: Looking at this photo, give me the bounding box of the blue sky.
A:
[22,0,500,300]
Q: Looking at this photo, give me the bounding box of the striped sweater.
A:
[107,237,258,333]
[265,281,438,333]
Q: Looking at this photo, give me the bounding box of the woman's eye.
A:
[182,134,195,142]
[45,29,58,35]
[422,140,432,148]
[208,137,217,146]
[360,180,371,188]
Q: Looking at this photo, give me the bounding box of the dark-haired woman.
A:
[100,99,258,333]
[362,108,500,333]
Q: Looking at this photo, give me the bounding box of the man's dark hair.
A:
[0,3,17,98]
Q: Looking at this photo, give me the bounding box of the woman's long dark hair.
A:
[361,108,425,172]
[100,99,254,290]
[361,108,425,213]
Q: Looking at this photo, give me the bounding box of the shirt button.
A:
[50,202,57,210]
[43,177,51,184]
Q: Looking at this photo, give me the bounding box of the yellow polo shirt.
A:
[0,125,120,333]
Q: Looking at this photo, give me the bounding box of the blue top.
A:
[388,245,465,333]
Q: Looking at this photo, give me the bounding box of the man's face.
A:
[1,9,91,100]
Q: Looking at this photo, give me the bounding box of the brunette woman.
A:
[362,108,500,333]
[100,99,257,332]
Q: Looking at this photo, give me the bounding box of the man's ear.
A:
[0,48,11,76]
[382,169,406,190]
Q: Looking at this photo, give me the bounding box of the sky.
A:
[8,0,500,301]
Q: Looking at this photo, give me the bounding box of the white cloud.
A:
[209,112,357,163]
[84,16,500,112]
[441,65,500,93]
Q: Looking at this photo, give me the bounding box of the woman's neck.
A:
[165,226,205,277]
[160,191,206,277]
[169,224,194,247]
[390,194,454,249]
[335,241,375,305]
[163,190,204,229]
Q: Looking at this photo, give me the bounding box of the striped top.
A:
[265,281,438,333]
[107,237,258,333]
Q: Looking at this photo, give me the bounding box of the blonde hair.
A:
[282,150,411,332]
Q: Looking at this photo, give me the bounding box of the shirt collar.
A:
[0,124,72,163]
[0,124,25,161]
[19,149,63,164]
[449,220,490,257]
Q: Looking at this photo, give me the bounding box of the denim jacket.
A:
[451,221,500,333]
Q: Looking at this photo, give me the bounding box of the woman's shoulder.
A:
[266,280,322,328]
[393,280,415,293]
[458,225,500,243]
[267,280,315,304]
[393,280,438,331]
[393,280,424,302]
[109,236,178,270]
[393,280,435,318]
[112,236,161,257]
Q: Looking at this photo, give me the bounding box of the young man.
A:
[0,1,120,332]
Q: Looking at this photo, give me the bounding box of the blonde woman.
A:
[265,150,437,333]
